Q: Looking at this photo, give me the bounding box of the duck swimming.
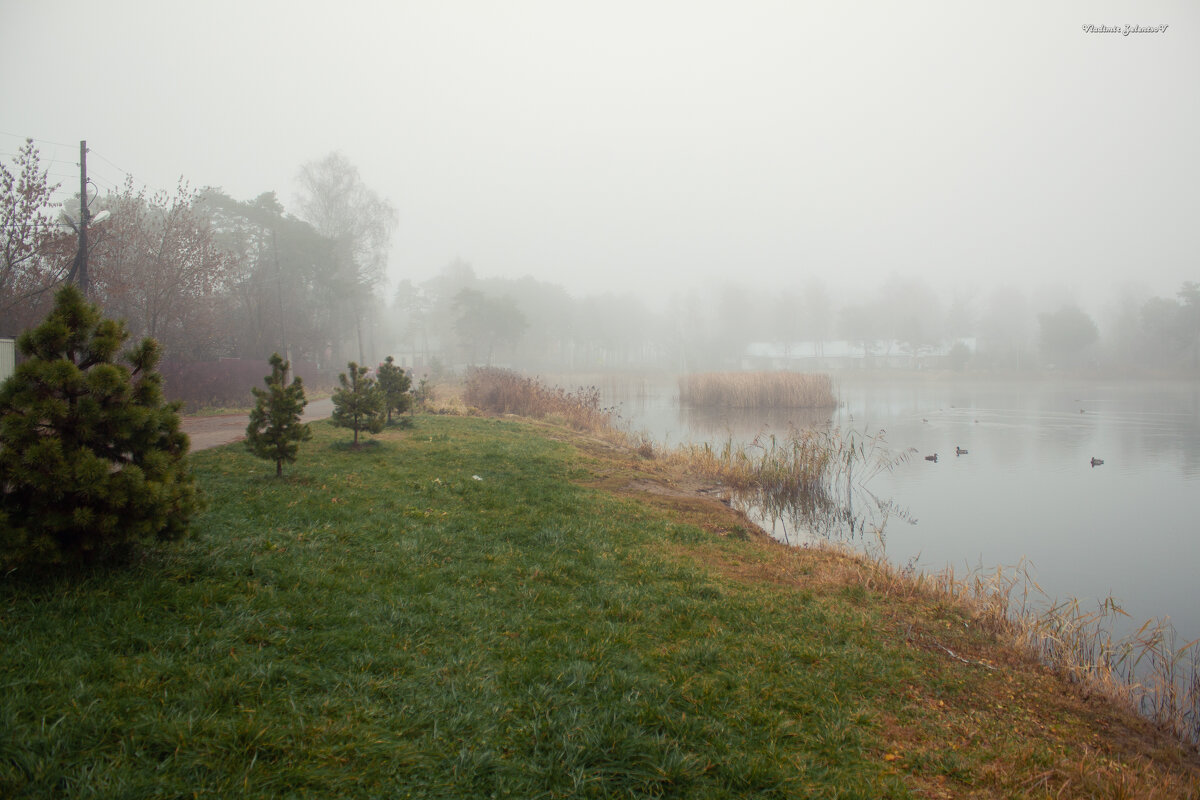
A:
[956,446,968,456]
[1091,457,1104,467]
[924,454,938,462]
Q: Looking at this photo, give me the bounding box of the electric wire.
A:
[3,133,201,202]
[0,130,77,149]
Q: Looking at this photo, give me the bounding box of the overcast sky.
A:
[2,1,1197,310]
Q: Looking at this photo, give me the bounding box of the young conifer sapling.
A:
[376,355,413,424]
[245,353,312,476]
[331,361,385,446]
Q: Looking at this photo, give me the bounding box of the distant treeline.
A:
[3,141,1196,384]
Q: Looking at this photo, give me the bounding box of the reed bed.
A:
[462,366,618,433]
[679,371,837,409]
[677,425,907,509]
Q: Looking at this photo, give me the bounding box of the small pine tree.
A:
[376,355,413,424]
[245,353,312,476]
[331,361,385,446]
[0,285,198,570]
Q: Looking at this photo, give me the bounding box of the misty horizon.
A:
[2,1,1196,316]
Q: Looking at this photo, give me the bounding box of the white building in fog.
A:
[744,339,976,370]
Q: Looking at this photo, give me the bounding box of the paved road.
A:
[181,398,334,452]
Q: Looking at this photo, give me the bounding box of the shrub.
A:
[413,377,434,410]
[245,353,312,476]
[331,361,385,446]
[0,285,197,570]
[462,367,616,432]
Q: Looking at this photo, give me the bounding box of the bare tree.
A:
[90,178,238,359]
[0,140,68,331]
[295,153,397,362]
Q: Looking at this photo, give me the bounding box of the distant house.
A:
[744,339,975,370]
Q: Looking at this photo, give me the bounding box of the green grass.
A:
[1,416,1197,798]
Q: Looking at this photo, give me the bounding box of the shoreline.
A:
[4,413,1196,796]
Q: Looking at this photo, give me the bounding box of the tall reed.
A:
[462,367,618,433]
[900,560,1200,748]
[677,426,912,550]
[679,372,837,409]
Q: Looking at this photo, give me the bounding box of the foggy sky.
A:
[2,0,1197,311]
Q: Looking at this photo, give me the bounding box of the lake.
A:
[600,374,1200,648]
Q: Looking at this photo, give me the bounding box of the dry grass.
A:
[679,371,837,409]
[413,377,470,415]
[847,552,1200,750]
[462,367,618,433]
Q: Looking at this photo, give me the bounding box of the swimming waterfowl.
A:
[1091,457,1104,467]
[956,446,968,455]
[924,454,938,462]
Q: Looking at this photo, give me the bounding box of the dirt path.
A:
[181,398,334,452]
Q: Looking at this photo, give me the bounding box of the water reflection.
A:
[679,405,833,440]
[606,375,1200,649]
[735,482,917,559]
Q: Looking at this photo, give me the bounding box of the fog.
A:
[3,0,1197,317]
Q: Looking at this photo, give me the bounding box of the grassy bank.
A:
[2,417,1198,798]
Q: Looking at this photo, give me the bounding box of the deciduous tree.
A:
[295,153,397,362]
[0,140,68,332]
[453,288,528,365]
[90,178,238,359]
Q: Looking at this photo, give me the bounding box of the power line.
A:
[88,177,121,193]
[87,147,180,198]
[4,136,189,202]
[0,130,78,149]
[91,151,132,177]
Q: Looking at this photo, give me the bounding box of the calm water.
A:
[603,375,1200,646]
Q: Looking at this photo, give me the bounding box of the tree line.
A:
[1,141,393,373]
[386,265,1200,376]
[4,138,1197,377]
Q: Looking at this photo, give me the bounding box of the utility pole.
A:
[75,140,90,296]
[272,226,289,379]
